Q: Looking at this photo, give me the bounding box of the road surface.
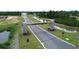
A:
[23,14,76,49]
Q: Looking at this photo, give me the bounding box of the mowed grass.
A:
[18,25,43,49]
[25,26,43,49]
[52,29,79,46]
[18,24,26,48]
[29,15,79,47]
[76,17,79,21]
[28,15,40,23]
[0,17,23,32]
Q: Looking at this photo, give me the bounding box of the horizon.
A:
[0,10,79,12]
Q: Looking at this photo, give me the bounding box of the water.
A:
[0,31,10,44]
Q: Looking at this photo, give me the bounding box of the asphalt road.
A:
[23,14,76,49]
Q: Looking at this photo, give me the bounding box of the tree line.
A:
[27,11,79,27]
[0,12,21,16]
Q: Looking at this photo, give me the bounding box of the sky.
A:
[0,0,79,11]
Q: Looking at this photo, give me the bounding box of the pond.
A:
[0,31,10,44]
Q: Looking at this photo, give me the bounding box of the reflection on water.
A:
[0,31,10,44]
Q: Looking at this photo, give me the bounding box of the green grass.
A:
[25,26,43,49]
[28,15,40,23]
[18,24,43,49]
[55,17,79,27]
[76,17,79,21]
[0,17,23,32]
[18,24,25,48]
[0,23,17,48]
[0,16,23,49]
[52,29,79,46]
[18,16,43,49]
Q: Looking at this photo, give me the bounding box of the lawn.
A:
[18,24,44,49]
[52,29,79,46]
[76,17,79,21]
[28,15,40,23]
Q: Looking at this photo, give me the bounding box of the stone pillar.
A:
[43,19,45,23]
[49,19,54,31]
[22,23,27,34]
[43,19,47,23]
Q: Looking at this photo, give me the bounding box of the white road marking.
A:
[28,26,46,49]
[37,25,76,47]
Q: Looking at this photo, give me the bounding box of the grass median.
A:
[18,16,44,49]
[28,15,40,23]
[18,25,44,49]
